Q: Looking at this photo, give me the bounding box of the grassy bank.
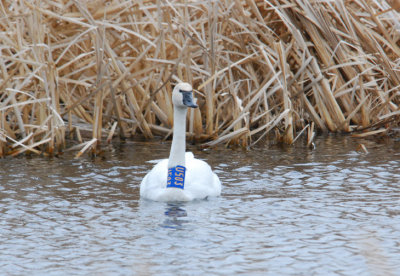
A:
[1,0,400,156]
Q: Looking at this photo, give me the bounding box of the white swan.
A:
[140,82,221,202]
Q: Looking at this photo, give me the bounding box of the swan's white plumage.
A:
[140,152,221,201]
[140,82,221,202]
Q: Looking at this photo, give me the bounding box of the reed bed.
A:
[1,0,400,156]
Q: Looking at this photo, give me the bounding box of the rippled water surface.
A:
[1,136,400,275]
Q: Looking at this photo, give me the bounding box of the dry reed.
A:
[1,0,400,156]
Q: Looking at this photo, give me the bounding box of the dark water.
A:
[0,136,399,275]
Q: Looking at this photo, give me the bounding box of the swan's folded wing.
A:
[140,159,168,198]
[185,158,221,199]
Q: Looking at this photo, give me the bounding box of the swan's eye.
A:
[179,89,192,93]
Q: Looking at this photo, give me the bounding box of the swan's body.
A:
[140,82,221,202]
[140,152,221,201]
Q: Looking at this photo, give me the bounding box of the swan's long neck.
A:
[168,106,187,168]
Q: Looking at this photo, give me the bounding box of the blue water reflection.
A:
[161,203,189,229]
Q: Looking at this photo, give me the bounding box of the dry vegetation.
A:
[1,0,400,156]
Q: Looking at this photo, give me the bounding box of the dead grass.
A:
[1,0,400,156]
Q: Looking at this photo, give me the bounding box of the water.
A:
[0,136,399,275]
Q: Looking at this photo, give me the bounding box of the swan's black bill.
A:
[180,90,198,108]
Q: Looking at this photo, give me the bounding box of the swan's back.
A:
[140,152,221,202]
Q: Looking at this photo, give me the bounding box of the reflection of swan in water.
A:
[160,203,189,229]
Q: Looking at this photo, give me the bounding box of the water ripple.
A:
[0,137,399,275]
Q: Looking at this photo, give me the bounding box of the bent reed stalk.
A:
[1,0,400,156]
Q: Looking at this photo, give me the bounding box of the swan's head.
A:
[172,82,198,109]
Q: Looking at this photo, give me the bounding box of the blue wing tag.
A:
[167,165,186,189]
